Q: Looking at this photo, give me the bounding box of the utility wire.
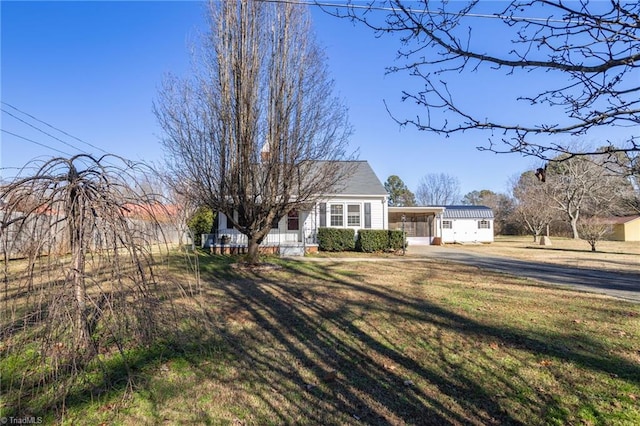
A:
[0,103,135,170]
[1,106,148,177]
[1,101,109,155]
[261,0,581,24]
[1,129,73,157]
[1,108,88,155]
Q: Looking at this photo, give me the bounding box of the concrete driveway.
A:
[407,245,640,303]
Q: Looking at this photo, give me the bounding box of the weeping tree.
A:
[1,154,176,411]
[155,0,353,264]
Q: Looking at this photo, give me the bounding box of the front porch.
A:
[205,234,318,256]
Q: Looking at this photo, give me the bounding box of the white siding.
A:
[317,196,387,232]
[214,197,387,246]
[439,218,494,243]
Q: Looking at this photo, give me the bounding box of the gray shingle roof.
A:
[330,161,387,196]
[442,205,494,219]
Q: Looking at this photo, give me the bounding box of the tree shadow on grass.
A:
[202,260,529,424]
[11,255,638,424]
[207,258,639,424]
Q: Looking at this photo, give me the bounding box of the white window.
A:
[478,220,490,229]
[347,204,360,226]
[442,220,452,229]
[330,204,343,227]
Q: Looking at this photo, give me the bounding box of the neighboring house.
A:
[608,215,640,242]
[210,161,388,254]
[438,205,494,244]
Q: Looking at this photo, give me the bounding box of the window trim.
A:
[478,219,491,229]
[442,220,453,229]
[330,204,344,227]
[347,204,361,227]
[287,209,299,231]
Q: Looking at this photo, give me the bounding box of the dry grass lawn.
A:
[431,236,640,273]
[2,249,636,425]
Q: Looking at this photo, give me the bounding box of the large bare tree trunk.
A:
[155,0,354,265]
[570,216,580,240]
[246,236,261,264]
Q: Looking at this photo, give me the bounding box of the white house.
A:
[437,205,494,244]
[209,161,388,254]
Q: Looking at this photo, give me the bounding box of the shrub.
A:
[388,230,407,251]
[317,227,355,251]
[356,229,407,252]
[356,229,388,252]
[187,206,214,246]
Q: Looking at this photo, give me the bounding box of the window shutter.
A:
[319,203,326,227]
[364,203,371,228]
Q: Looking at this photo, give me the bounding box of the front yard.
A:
[2,252,639,425]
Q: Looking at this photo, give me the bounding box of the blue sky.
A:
[1,1,624,197]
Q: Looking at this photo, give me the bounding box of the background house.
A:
[609,215,640,241]
[210,161,388,254]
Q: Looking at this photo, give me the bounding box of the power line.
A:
[0,103,133,171]
[262,0,579,24]
[1,108,88,155]
[1,129,73,157]
[1,101,109,155]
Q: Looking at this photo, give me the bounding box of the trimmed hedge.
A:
[357,229,407,252]
[388,230,407,251]
[317,227,355,251]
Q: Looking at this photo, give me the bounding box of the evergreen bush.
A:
[317,227,355,251]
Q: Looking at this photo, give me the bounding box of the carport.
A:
[388,206,445,245]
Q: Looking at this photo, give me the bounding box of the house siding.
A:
[436,206,494,244]
[214,196,388,247]
[312,196,387,233]
[611,217,640,241]
[439,218,494,243]
[210,160,389,251]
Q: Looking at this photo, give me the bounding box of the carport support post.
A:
[402,214,406,256]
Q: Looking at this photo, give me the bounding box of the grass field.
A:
[2,242,639,425]
[438,235,640,273]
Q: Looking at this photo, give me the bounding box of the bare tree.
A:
[328,1,640,174]
[155,0,353,263]
[544,154,633,239]
[415,173,460,205]
[511,172,558,241]
[578,218,613,252]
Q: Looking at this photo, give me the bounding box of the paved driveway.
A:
[407,245,640,303]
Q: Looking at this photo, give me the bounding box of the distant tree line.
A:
[384,152,639,249]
